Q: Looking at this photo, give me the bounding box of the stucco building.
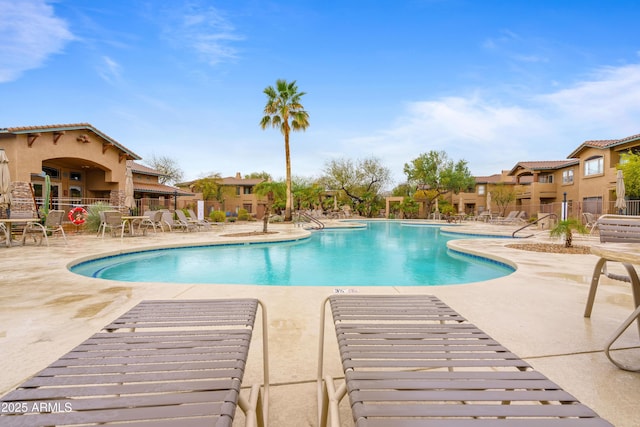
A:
[450,132,640,220]
[0,123,187,217]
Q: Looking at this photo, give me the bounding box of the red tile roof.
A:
[568,132,640,158]
[128,161,166,177]
[508,160,578,175]
[134,182,193,196]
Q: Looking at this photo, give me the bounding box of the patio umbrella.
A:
[0,149,10,216]
[486,191,491,214]
[124,165,135,213]
[615,169,626,214]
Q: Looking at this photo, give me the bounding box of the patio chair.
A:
[489,210,520,224]
[188,208,213,230]
[175,209,198,232]
[161,211,191,232]
[584,215,640,334]
[0,222,9,247]
[318,294,613,427]
[140,210,163,232]
[583,212,598,234]
[21,209,67,246]
[0,299,269,427]
[98,210,126,238]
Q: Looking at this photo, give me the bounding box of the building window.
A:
[243,186,252,195]
[70,171,82,181]
[539,174,553,184]
[478,185,485,195]
[562,169,574,184]
[69,186,82,202]
[584,156,604,176]
[42,166,60,179]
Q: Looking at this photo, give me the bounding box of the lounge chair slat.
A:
[347,378,561,389]
[356,419,612,427]
[0,401,235,426]
[350,389,579,402]
[41,361,244,375]
[352,402,599,417]
[3,378,240,400]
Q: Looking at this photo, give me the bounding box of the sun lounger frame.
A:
[318,294,612,427]
[0,299,269,427]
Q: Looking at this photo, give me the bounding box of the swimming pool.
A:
[71,221,514,286]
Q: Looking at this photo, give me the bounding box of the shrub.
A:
[237,208,251,221]
[209,210,226,223]
[270,215,284,223]
[85,202,112,232]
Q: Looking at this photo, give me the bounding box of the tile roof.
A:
[176,176,265,187]
[508,159,579,175]
[0,123,141,160]
[133,182,193,196]
[128,160,166,177]
[567,132,640,158]
[474,174,516,184]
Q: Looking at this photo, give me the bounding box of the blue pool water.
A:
[71,221,514,286]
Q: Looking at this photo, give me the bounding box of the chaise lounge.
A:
[317,294,612,426]
[0,299,269,427]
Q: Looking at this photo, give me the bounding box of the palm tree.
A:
[255,181,286,233]
[260,79,310,222]
[550,217,588,248]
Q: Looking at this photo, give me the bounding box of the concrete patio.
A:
[0,220,638,426]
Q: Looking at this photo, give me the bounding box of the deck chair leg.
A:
[604,304,640,372]
[585,257,607,317]
[621,263,640,337]
[324,376,347,427]
[319,380,330,427]
[238,384,265,427]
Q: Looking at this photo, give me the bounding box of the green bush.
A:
[270,215,284,223]
[86,202,112,232]
[209,210,226,223]
[237,208,251,221]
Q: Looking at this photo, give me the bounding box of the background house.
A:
[176,173,268,219]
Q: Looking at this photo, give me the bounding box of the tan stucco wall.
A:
[0,128,129,200]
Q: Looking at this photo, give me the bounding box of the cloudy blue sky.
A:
[2,0,640,186]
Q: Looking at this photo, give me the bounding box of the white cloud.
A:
[97,56,122,85]
[538,63,640,134]
[160,2,243,66]
[0,0,74,82]
[337,62,640,183]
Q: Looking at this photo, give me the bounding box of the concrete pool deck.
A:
[0,220,638,426]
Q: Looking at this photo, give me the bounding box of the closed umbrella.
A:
[124,165,135,213]
[615,170,626,214]
[486,191,492,214]
[0,149,10,216]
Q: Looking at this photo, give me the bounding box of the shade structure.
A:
[0,149,10,207]
[124,165,135,211]
[615,169,626,213]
